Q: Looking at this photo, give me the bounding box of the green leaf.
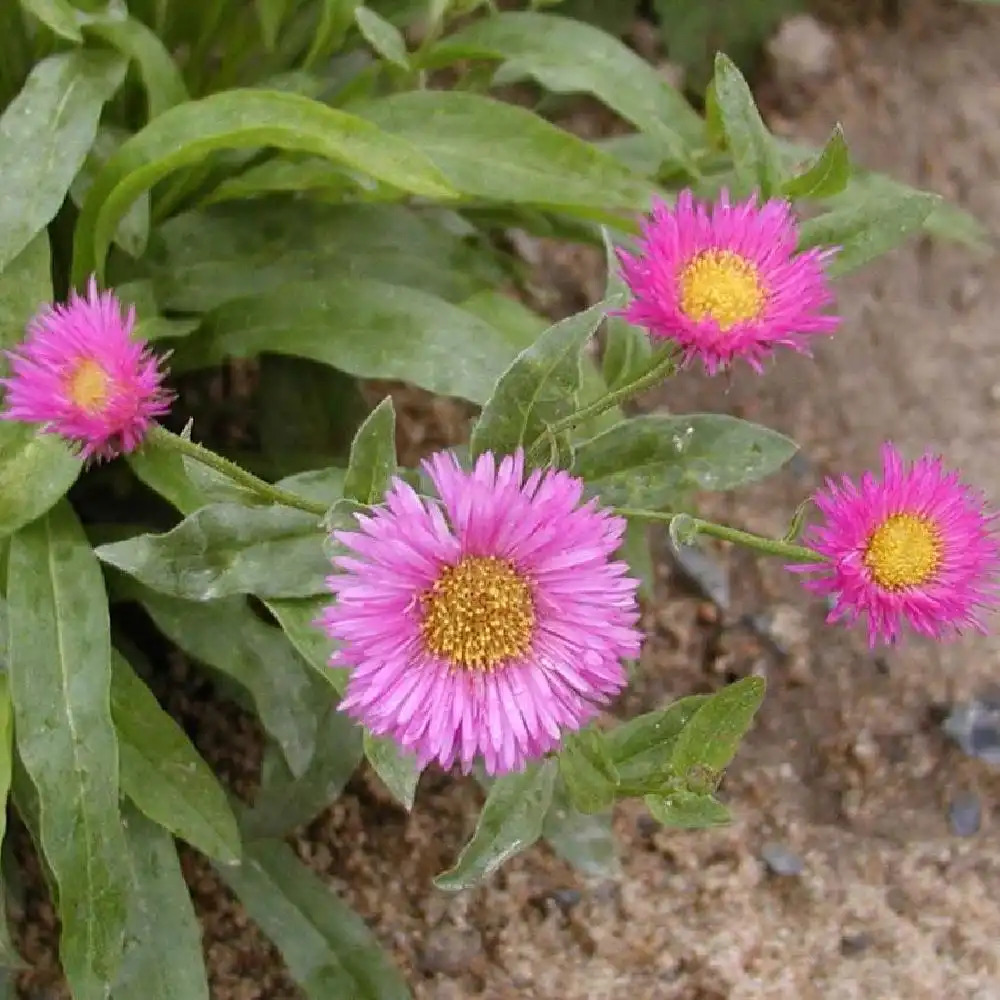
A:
[96,503,328,601]
[137,592,329,776]
[424,12,701,165]
[469,301,610,458]
[244,703,362,839]
[0,231,51,359]
[711,52,783,198]
[558,728,619,815]
[0,49,126,273]
[362,733,420,812]
[19,0,82,42]
[76,9,187,120]
[265,595,346,693]
[111,651,241,864]
[799,185,939,276]
[644,790,731,830]
[619,519,654,602]
[0,676,12,852]
[112,805,210,1000]
[147,202,505,313]
[6,501,128,1000]
[254,0,292,49]
[355,6,409,67]
[171,278,522,406]
[219,839,410,1000]
[605,694,709,795]
[600,228,652,392]
[357,90,654,221]
[782,124,850,200]
[541,778,618,878]
[435,761,557,891]
[573,414,797,509]
[125,441,217,516]
[342,397,397,505]
[670,676,766,779]
[71,88,457,284]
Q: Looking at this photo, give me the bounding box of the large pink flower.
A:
[616,189,839,374]
[319,450,642,775]
[1,277,172,461]
[791,443,1000,646]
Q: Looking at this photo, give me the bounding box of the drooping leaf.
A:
[138,591,330,776]
[6,502,128,1000]
[171,278,522,406]
[799,184,940,276]
[362,733,420,812]
[111,805,210,1000]
[264,596,345,693]
[342,397,397,505]
[0,49,126,272]
[573,414,797,509]
[423,12,701,166]
[357,90,654,222]
[244,704,363,839]
[558,728,619,815]
[111,651,241,864]
[782,124,851,200]
[355,6,409,67]
[644,790,731,830]
[435,761,557,891]
[670,676,766,779]
[218,839,410,1000]
[95,503,328,601]
[541,778,618,878]
[469,301,611,459]
[711,52,783,198]
[71,88,457,284]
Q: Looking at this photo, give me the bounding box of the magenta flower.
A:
[1,277,172,461]
[319,450,642,775]
[791,443,1000,646]
[616,189,839,374]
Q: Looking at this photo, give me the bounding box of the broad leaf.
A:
[245,704,362,839]
[355,6,408,67]
[558,728,619,814]
[470,301,611,458]
[573,414,797,509]
[265,596,346,694]
[112,805,210,1000]
[19,0,83,42]
[357,90,654,221]
[711,52,783,198]
[95,503,328,600]
[138,591,330,776]
[541,778,618,878]
[71,88,457,284]
[342,397,396,505]
[782,124,851,200]
[6,502,128,1000]
[362,733,420,812]
[435,761,557,891]
[172,278,522,406]
[644,790,731,830]
[0,49,126,272]
[112,651,240,863]
[670,676,766,779]
[219,839,410,1000]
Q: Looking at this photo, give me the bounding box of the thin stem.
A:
[148,425,329,518]
[614,507,823,564]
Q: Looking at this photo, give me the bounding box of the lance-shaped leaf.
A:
[362,733,420,812]
[342,396,397,505]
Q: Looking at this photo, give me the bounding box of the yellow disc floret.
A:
[65,358,111,413]
[864,513,942,590]
[679,249,766,330]
[421,556,535,670]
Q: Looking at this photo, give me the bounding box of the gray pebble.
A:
[666,538,730,610]
[760,842,805,877]
[943,696,1000,766]
[839,932,873,957]
[948,792,982,837]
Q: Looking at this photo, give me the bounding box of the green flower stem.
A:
[613,507,823,564]
[148,425,329,518]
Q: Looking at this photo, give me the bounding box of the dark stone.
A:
[549,889,582,914]
[839,932,873,957]
[760,842,804,877]
[948,792,982,837]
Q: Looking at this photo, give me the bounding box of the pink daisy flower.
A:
[791,443,1000,646]
[319,449,642,776]
[616,189,839,375]
[1,277,172,461]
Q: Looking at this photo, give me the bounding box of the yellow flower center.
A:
[678,249,766,330]
[66,358,111,413]
[420,556,535,670]
[863,513,942,591]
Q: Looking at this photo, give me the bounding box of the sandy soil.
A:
[11,1,1000,998]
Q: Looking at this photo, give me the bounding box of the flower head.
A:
[319,450,642,775]
[1,277,172,461]
[616,189,839,375]
[791,443,1000,646]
